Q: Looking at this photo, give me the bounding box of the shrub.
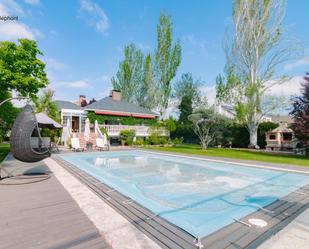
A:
[172,137,183,146]
[162,117,177,132]
[120,130,135,146]
[159,136,169,146]
[146,132,161,145]
[133,137,144,146]
[171,123,199,144]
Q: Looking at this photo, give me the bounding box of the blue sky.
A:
[1,0,309,104]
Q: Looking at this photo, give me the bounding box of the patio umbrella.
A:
[94,120,106,141]
[84,118,90,142]
[94,120,99,137]
[35,113,62,129]
[61,118,71,147]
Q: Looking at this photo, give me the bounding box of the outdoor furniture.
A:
[10,105,51,162]
[71,138,84,152]
[50,137,61,153]
[95,138,109,151]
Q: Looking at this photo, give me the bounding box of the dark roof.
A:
[85,97,158,116]
[270,115,293,124]
[54,100,83,110]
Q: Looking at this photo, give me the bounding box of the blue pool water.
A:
[60,151,309,238]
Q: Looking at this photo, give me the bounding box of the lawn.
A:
[0,143,10,163]
[145,144,309,167]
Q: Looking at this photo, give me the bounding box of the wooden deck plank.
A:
[0,157,110,249]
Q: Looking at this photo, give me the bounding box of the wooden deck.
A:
[0,155,110,249]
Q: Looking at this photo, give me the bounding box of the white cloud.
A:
[199,85,217,105]
[284,56,309,70]
[1,0,25,16]
[0,1,42,41]
[24,0,40,5]
[0,22,35,40]
[66,80,90,88]
[266,76,305,97]
[79,0,109,34]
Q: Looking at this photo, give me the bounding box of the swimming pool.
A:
[60,151,309,238]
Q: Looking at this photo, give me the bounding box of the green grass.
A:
[144,144,309,167]
[0,143,10,163]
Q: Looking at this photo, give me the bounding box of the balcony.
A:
[99,125,169,137]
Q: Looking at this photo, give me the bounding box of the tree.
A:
[188,107,228,150]
[0,91,20,142]
[112,43,144,104]
[216,0,295,148]
[155,12,181,117]
[0,39,48,141]
[34,89,60,122]
[178,95,193,124]
[0,39,48,99]
[162,116,177,132]
[141,54,157,109]
[290,74,309,146]
[174,73,203,108]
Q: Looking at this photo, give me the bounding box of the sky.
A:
[0,0,309,107]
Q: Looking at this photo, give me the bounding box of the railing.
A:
[99,125,169,137]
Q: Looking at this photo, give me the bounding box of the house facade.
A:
[265,123,294,151]
[55,90,168,142]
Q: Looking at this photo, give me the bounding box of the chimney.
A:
[111,90,122,101]
[79,95,87,107]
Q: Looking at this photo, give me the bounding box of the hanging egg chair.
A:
[10,104,51,163]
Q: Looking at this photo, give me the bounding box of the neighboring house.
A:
[54,99,86,132]
[214,100,276,123]
[214,102,235,119]
[265,123,294,151]
[269,114,293,124]
[55,90,168,143]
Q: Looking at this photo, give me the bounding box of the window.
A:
[283,133,292,141]
[269,134,276,140]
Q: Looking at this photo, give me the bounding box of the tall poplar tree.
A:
[155,12,181,117]
[216,0,295,148]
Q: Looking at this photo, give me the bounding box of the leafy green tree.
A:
[0,39,48,141]
[0,39,48,99]
[112,43,144,104]
[34,89,60,121]
[216,0,295,148]
[141,54,157,109]
[155,12,181,117]
[188,107,228,150]
[178,95,193,124]
[0,92,20,142]
[162,116,177,132]
[174,73,203,108]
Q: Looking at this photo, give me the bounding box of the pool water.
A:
[60,151,309,238]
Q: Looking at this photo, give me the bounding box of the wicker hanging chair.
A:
[10,104,51,162]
